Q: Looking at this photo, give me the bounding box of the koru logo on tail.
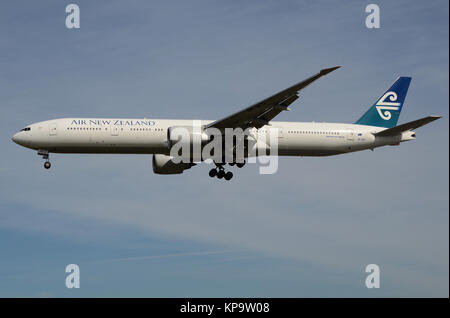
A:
[376,91,401,120]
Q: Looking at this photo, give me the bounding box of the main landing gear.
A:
[228,162,245,168]
[208,167,233,180]
[208,160,246,181]
[38,149,51,170]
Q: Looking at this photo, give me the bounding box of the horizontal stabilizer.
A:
[374,116,441,137]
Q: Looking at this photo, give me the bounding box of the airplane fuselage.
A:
[12,118,415,157]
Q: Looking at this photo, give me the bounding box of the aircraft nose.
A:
[12,133,19,144]
[12,132,26,146]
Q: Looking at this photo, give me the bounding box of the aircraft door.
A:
[277,127,283,138]
[346,130,355,141]
[49,123,57,136]
[110,124,119,136]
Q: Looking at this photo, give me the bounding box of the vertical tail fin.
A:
[355,77,412,128]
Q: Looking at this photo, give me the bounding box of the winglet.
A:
[319,66,341,76]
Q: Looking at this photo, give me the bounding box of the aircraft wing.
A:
[206,66,341,130]
[374,115,441,137]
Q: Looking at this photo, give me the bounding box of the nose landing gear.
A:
[38,149,51,170]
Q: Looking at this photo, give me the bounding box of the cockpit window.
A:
[20,127,31,131]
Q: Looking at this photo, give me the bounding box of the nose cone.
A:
[12,132,27,146]
[12,133,19,144]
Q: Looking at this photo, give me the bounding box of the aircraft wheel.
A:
[209,169,217,177]
[236,161,245,168]
[224,172,233,181]
[217,170,225,179]
[228,162,235,166]
[44,161,51,169]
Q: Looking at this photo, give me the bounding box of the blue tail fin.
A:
[355,77,412,128]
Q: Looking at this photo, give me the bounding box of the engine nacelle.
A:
[152,154,195,174]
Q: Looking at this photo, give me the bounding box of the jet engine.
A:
[152,154,195,174]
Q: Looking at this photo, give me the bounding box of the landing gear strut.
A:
[38,149,51,170]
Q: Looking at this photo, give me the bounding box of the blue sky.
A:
[0,0,448,297]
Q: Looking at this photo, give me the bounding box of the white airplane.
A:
[12,66,441,180]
